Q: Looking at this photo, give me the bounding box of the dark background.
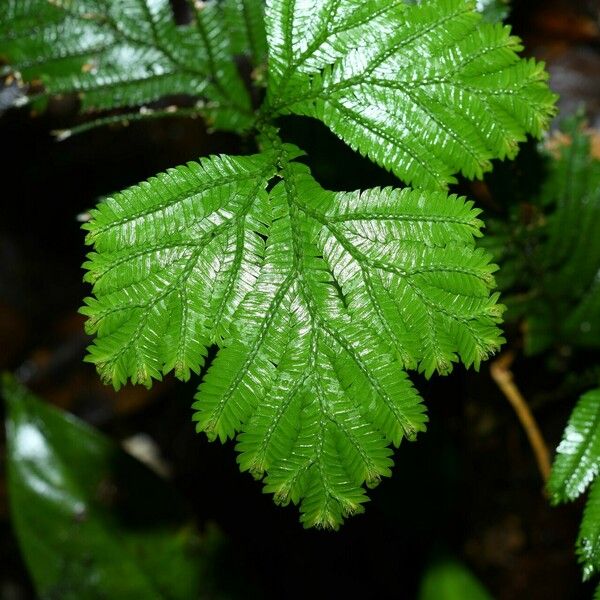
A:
[1,1,599,598]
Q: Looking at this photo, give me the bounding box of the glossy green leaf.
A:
[578,476,600,581]
[82,138,503,528]
[3,374,218,599]
[404,0,510,23]
[81,151,279,388]
[548,388,600,504]
[549,386,600,586]
[0,0,259,130]
[418,560,493,600]
[264,0,556,190]
[477,0,510,23]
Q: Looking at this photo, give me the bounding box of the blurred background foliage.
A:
[2,0,600,598]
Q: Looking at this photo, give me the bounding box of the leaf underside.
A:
[82,143,503,528]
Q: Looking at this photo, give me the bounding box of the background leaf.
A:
[3,373,223,600]
[0,0,260,131]
[485,116,600,356]
[418,559,493,600]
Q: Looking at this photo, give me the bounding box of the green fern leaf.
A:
[264,0,556,189]
[0,0,257,130]
[548,388,600,503]
[496,117,600,355]
[81,151,278,387]
[223,0,268,68]
[404,0,510,23]
[549,387,600,583]
[537,120,600,351]
[579,476,600,581]
[82,138,503,528]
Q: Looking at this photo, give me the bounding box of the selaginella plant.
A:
[0,0,556,528]
[486,117,600,595]
[549,386,600,597]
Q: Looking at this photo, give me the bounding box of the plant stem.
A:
[51,106,204,140]
[490,351,551,484]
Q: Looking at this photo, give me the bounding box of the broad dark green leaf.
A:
[3,374,219,600]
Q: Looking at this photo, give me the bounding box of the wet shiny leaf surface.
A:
[3,374,216,600]
[0,0,262,131]
[265,0,556,189]
[81,138,504,529]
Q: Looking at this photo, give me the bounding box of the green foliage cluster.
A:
[539,130,600,597]
[487,119,600,597]
[0,0,557,529]
[549,387,600,597]
[488,117,600,355]
[1,0,264,130]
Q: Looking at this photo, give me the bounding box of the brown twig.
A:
[490,351,552,484]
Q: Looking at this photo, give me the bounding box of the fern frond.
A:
[549,387,600,583]
[405,0,511,23]
[548,388,600,503]
[223,0,268,68]
[485,117,600,355]
[539,122,600,349]
[264,0,556,189]
[83,139,503,527]
[81,152,278,387]
[0,0,257,130]
[579,476,600,581]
